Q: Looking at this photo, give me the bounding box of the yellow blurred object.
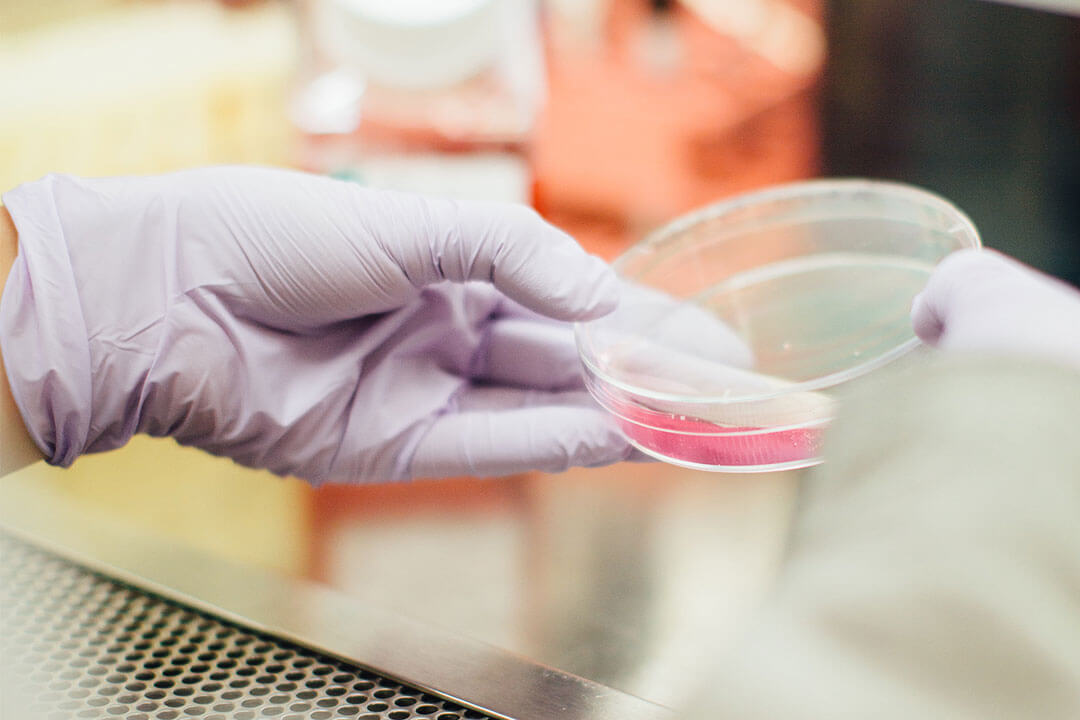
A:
[4,438,312,574]
[0,0,125,36]
[0,0,297,190]
[1,0,311,575]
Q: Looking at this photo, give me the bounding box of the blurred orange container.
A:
[534,0,825,257]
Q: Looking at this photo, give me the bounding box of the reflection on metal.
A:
[983,0,1080,16]
[0,498,672,720]
[308,466,798,707]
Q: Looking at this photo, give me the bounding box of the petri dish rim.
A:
[575,178,982,406]
[624,439,825,473]
[592,394,833,436]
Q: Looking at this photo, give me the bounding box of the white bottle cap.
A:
[321,0,504,89]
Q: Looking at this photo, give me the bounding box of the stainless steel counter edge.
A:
[0,500,673,720]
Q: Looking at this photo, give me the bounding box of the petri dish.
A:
[575,179,981,472]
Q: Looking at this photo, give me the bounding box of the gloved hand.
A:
[912,248,1080,367]
[0,166,636,484]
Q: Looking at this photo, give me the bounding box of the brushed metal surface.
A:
[0,460,797,718]
[983,0,1080,16]
[0,495,672,720]
[1,532,496,720]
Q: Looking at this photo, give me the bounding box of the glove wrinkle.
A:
[1,177,94,466]
[0,168,637,483]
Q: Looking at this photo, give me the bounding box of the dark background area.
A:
[823,0,1080,283]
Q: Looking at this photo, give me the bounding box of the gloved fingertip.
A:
[506,248,620,322]
[910,290,943,344]
[910,290,925,320]
[576,259,621,320]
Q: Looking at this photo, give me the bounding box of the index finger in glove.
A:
[370,190,619,322]
[162,167,618,325]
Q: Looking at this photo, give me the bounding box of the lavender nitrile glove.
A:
[912,248,1080,366]
[0,167,634,483]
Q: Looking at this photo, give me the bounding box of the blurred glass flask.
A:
[292,0,543,203]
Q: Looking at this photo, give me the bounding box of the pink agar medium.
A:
[612,400,823,467]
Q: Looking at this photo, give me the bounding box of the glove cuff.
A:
[0,177,94,467]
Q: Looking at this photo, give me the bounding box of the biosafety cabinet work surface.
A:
[0,460,799,720]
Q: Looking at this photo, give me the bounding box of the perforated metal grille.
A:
[0,533,495,720]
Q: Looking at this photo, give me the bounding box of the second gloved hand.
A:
[912,248,1080,367]
[0,167,634,483]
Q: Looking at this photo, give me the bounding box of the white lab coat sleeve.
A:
[685,357,1080,720]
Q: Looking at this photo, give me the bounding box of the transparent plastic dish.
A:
[575,179,981,472]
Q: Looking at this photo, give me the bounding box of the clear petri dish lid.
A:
[576,179,980,471]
